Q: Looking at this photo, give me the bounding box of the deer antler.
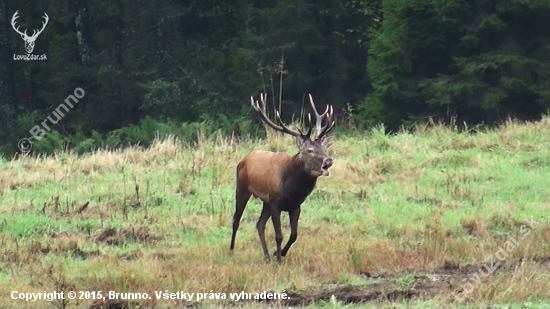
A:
[11,11,27,37]
[11,11,48,40]
[29,13,49,39]
[308,94,335,139]
[251,93,309,137]
[251,93,335,139]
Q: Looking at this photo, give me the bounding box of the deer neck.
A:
[277,153,318,206]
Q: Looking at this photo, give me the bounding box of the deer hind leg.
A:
[256,202,272,262]
[230,186,251,251]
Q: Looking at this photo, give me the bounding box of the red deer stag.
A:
[230,93,335,263]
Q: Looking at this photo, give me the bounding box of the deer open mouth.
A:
[321,160,333,176]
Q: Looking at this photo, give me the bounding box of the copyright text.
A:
[10,290,290,302]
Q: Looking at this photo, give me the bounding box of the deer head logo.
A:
[11,11,49,54]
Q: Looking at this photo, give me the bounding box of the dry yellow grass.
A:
[1,119,550,308]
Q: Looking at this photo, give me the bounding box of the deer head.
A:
[250,93,335,177]
[11,11,49,54]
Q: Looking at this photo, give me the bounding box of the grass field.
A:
[1,118,550,308]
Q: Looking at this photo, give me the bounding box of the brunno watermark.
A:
[18,87,85,154]
[452,216,539,302]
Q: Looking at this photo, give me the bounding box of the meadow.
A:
[1,118,550,308]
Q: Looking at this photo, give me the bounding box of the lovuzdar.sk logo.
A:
[11,10,48,61]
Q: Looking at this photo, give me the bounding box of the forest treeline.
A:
[0,0,549,156]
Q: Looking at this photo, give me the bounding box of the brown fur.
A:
[236,150,290,202]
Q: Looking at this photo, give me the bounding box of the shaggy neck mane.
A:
[278,153,318,204]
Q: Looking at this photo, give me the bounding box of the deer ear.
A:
[321,132,335,149]
[296,136,307,149]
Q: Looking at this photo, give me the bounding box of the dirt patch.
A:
[150,252,178,260]
[57,246,100,259]
[275,270,459,307]
[96,227,119,245]
[95,226,160,246]
[88,299,138,309]
[27,237,101,259]
[260,259,544,307]
[461,217,488,237]
[120,226,157,243]
[283,285,412,306]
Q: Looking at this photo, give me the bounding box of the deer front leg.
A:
[270,208,283,263]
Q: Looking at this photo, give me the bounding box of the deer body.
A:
[230,94,335,263]
[237,150,318,208]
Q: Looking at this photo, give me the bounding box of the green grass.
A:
[0,118,550,308]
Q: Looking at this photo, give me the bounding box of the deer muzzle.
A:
[321,158,333,176]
